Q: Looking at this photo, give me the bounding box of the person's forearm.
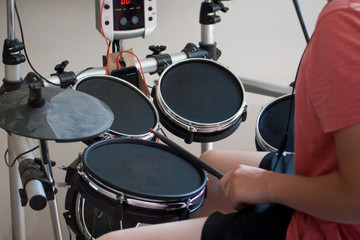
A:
[267,171,360,223]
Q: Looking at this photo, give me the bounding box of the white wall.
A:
[0,0,325,239]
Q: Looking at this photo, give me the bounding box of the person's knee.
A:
[200,150,222,165]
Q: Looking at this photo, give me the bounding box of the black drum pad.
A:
[159,60,244,123]
[76,76,157,135]
[82,139,206,200]
[258,95,295,152]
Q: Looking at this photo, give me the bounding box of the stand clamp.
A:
[146,45,172,75]
[199,0,228,60]
[27,73,46,108]
[182,42,221,61]
[2,39,25,65]
[146,42,221,76]
[182,43,210,59]
[50,60,76,88]
[0,39,26,95]
[199,0,228,25]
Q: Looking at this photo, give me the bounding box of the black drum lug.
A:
[114,193,126,222]
[186,199,190,210]
[242,105,248,122]
[150,86,157,99]
[185,132,194,144]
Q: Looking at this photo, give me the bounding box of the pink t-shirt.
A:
[286,0,360,239]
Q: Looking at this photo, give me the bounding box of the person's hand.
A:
[220,164,273,210]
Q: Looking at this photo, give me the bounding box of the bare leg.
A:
[194,150,268,216]
[98,217,207,240]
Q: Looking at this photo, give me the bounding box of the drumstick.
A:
[149,129,224,179]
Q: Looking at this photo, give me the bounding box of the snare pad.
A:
[82,139,206,200]
[65,138,207,238]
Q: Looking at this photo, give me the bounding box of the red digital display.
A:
[121,0,131,4]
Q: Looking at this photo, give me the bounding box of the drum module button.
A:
[120,17,128,26]
[131,16,139,24]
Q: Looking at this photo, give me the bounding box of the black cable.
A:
[272,88,295,171]
[4,145,40,168]
[90,210,96,240]
[75,67,94,78]
[3,149,9,167]
[111,40,121,53]
[111,41,115,53]
[14,1,68,87]
[272,48,308,171]
[272,0,313,170]
[113,40,120,52]
[159,127,168,138]
[106,214,113,232]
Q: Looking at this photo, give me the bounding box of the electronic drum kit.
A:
[0,57,294,239]
[64,58,248,239]
[0,0,301,238]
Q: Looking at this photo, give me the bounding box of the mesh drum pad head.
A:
[258,95,294,152]
[76,76,157,135]
[160,60,244,123]
[83,139,205,200]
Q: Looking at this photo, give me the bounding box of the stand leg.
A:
[5,1,28,235]
[39,140,63,240]
[47,198,63,240]
[8,135,26,240]
[201,142,213,154]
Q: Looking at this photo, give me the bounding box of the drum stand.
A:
[4,1,29,239]
[3,1,63,239]
[39,140,64,240]
[7,135,28,240]
[199,0,229,153]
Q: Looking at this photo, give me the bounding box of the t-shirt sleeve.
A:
[307,8,360,133]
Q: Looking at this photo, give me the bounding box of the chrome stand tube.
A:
[201,143,213,154]
[39,140,63,240]
[7,134,26,240]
